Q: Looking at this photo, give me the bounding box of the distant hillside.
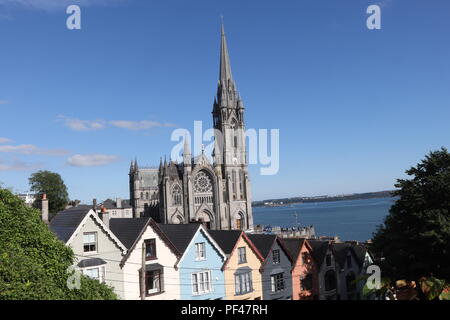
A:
[252,190,396,207]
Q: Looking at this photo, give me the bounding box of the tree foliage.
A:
[0,188,117,300]
[29,170,69,214]
[371,148,450,281]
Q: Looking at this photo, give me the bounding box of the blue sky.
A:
[0,0,449,202]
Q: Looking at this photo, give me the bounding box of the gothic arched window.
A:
[346,272,356,293]
[236,213,244,230]
[172,184,182,206]
[324,270,337,292]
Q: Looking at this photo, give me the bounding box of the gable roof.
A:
[109,218,151,249]
[349,243,372,268]
[221,232,265,271]
[208,230,242,255]
[49,205,93,243]
[157,223,201,254]
[333,242,352,268]
[247,234,277,259]
[49,205,127,253]
[308,240,330,266]
[109,218,181,267]
[281,238,307,263]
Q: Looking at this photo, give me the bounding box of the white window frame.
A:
[191,270,212,295]
[83,265,105,283]
[195,242,206,261]
[83,232,97,254]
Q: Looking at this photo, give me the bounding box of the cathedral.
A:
[129,25,254,231]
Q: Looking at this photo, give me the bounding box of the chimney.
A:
[116,197,122,209]
[93,198,97,212]
[100,206,110,229]
[41,193,49,225]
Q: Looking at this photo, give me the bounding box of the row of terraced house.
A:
[48,205,374,300]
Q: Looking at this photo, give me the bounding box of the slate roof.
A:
[157,223,201,254]
[308,240,330,265]
[247,234,277,259]
[281,238,306,262]
[208,230,242,255]
[109,218,151,249]
[49,205,93,243]
[101,199,132,209]
[333,242,352,268]
[350,243,368,266]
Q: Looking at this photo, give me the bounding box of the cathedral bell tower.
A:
[212,24,253,231]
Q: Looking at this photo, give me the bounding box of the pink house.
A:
[282,238,319,300]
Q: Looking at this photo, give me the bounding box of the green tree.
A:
[29,170,69,214]
[0,188,117,300]
[371,148,450,281]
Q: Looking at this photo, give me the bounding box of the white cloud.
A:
[57,115,106,131]
[0,137,11,144]
[67,154,119,167]
[109,120,175,130]
[58,115,175,131]
[0,158,43,172]
[0,144,69,156]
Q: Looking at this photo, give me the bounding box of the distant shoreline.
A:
[252,190,396,208]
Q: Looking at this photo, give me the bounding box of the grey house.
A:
[308,240,368,300]
[49,206,127,299]
[333,242,363,300]
[308,240,338,300]
[247,234,293,300]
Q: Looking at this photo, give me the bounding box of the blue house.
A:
[157,223,227,300]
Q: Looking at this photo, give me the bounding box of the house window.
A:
[347,255,352,268]
[140,192,144,200]
[145,239,157,260]
[326,254,332,266]
[235,272,253,295]
[192,271,212,295]
[238,247,247,264]
[195,242,206,260]
[272,249,281,264]
[83,232,97,253]
[301,274,313,291]
[346,272,356,293]
[270,273,285,292]
[146,269,163,295]
[84,266,105,283]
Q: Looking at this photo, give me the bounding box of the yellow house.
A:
[209,230,264,300]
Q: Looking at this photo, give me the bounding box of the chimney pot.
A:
[41,195,49,225]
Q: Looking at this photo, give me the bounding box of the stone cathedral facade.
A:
[129,26,253,231]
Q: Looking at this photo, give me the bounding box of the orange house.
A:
[282,238,319,300]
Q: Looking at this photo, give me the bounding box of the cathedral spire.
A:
[219,22,233,86]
